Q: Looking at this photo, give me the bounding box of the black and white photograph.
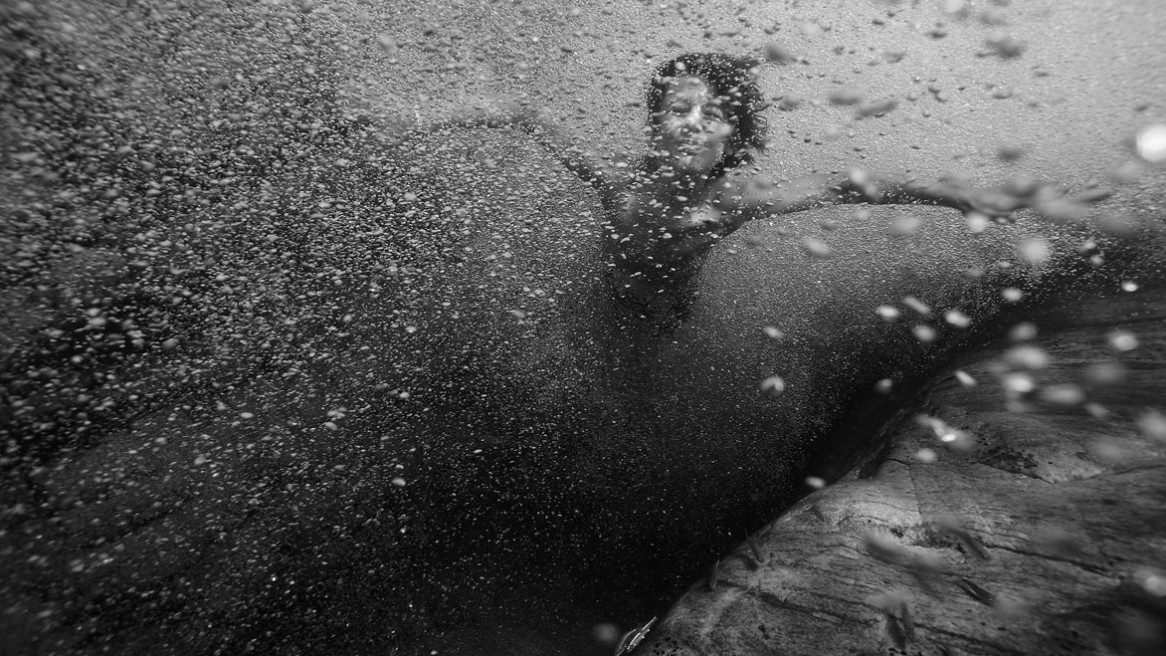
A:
[2,1,1164,654]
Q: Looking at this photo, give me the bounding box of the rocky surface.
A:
[642,288,1166,655]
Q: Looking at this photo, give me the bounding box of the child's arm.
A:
[733,171,1022,218]
[516,111,615,192]
[664,170,1107,256]
[717,169,1100,235]
[420,102,622,206]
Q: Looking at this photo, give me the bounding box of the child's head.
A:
[646,53,768,176]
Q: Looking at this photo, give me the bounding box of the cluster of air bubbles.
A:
[0,0,607,648]
[874,294,980,347]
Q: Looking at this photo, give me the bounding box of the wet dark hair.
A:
[646,52,768,178]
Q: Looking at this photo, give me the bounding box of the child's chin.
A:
[671,154,711,173]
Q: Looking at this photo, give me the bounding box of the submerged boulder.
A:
[642,288,1166,655]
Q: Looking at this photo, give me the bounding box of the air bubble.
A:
[944,310,971,328]
[1019,238,1050,265]
[762,325,784,340]
[912,325,937,343]
[1084,403,1111,419]
[1133,568,1166,597]
[892,214,921,235]
[1005,345,1048,369]
[940,0,967,16]
[802,237,833,258]
[903,296,930,315]
[1037,384,1084,406]
[1107,330,1139,352]
[762,42,797,65]
[1008,322,1037,341]
[760,375,786,396]
[1086,361,1127,385]
[1136,410,1166,443]
[1090,438,1131,464]
[1002,373,1035,394]
[1135,124,1166,162]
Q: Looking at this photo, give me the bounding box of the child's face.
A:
[653,76,734,177]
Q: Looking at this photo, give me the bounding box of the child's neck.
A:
[638,160,717,206]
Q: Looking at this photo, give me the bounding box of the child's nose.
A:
[680,107,705,130]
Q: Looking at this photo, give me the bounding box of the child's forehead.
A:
[663,76,724,102]
[669,74,708,89]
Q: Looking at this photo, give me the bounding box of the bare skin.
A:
[501,76,1030,268]
[448,72,1101,329]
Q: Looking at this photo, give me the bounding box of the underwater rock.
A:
[640,289,1166,655]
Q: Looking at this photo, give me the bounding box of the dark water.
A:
[2,1,1165,655]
